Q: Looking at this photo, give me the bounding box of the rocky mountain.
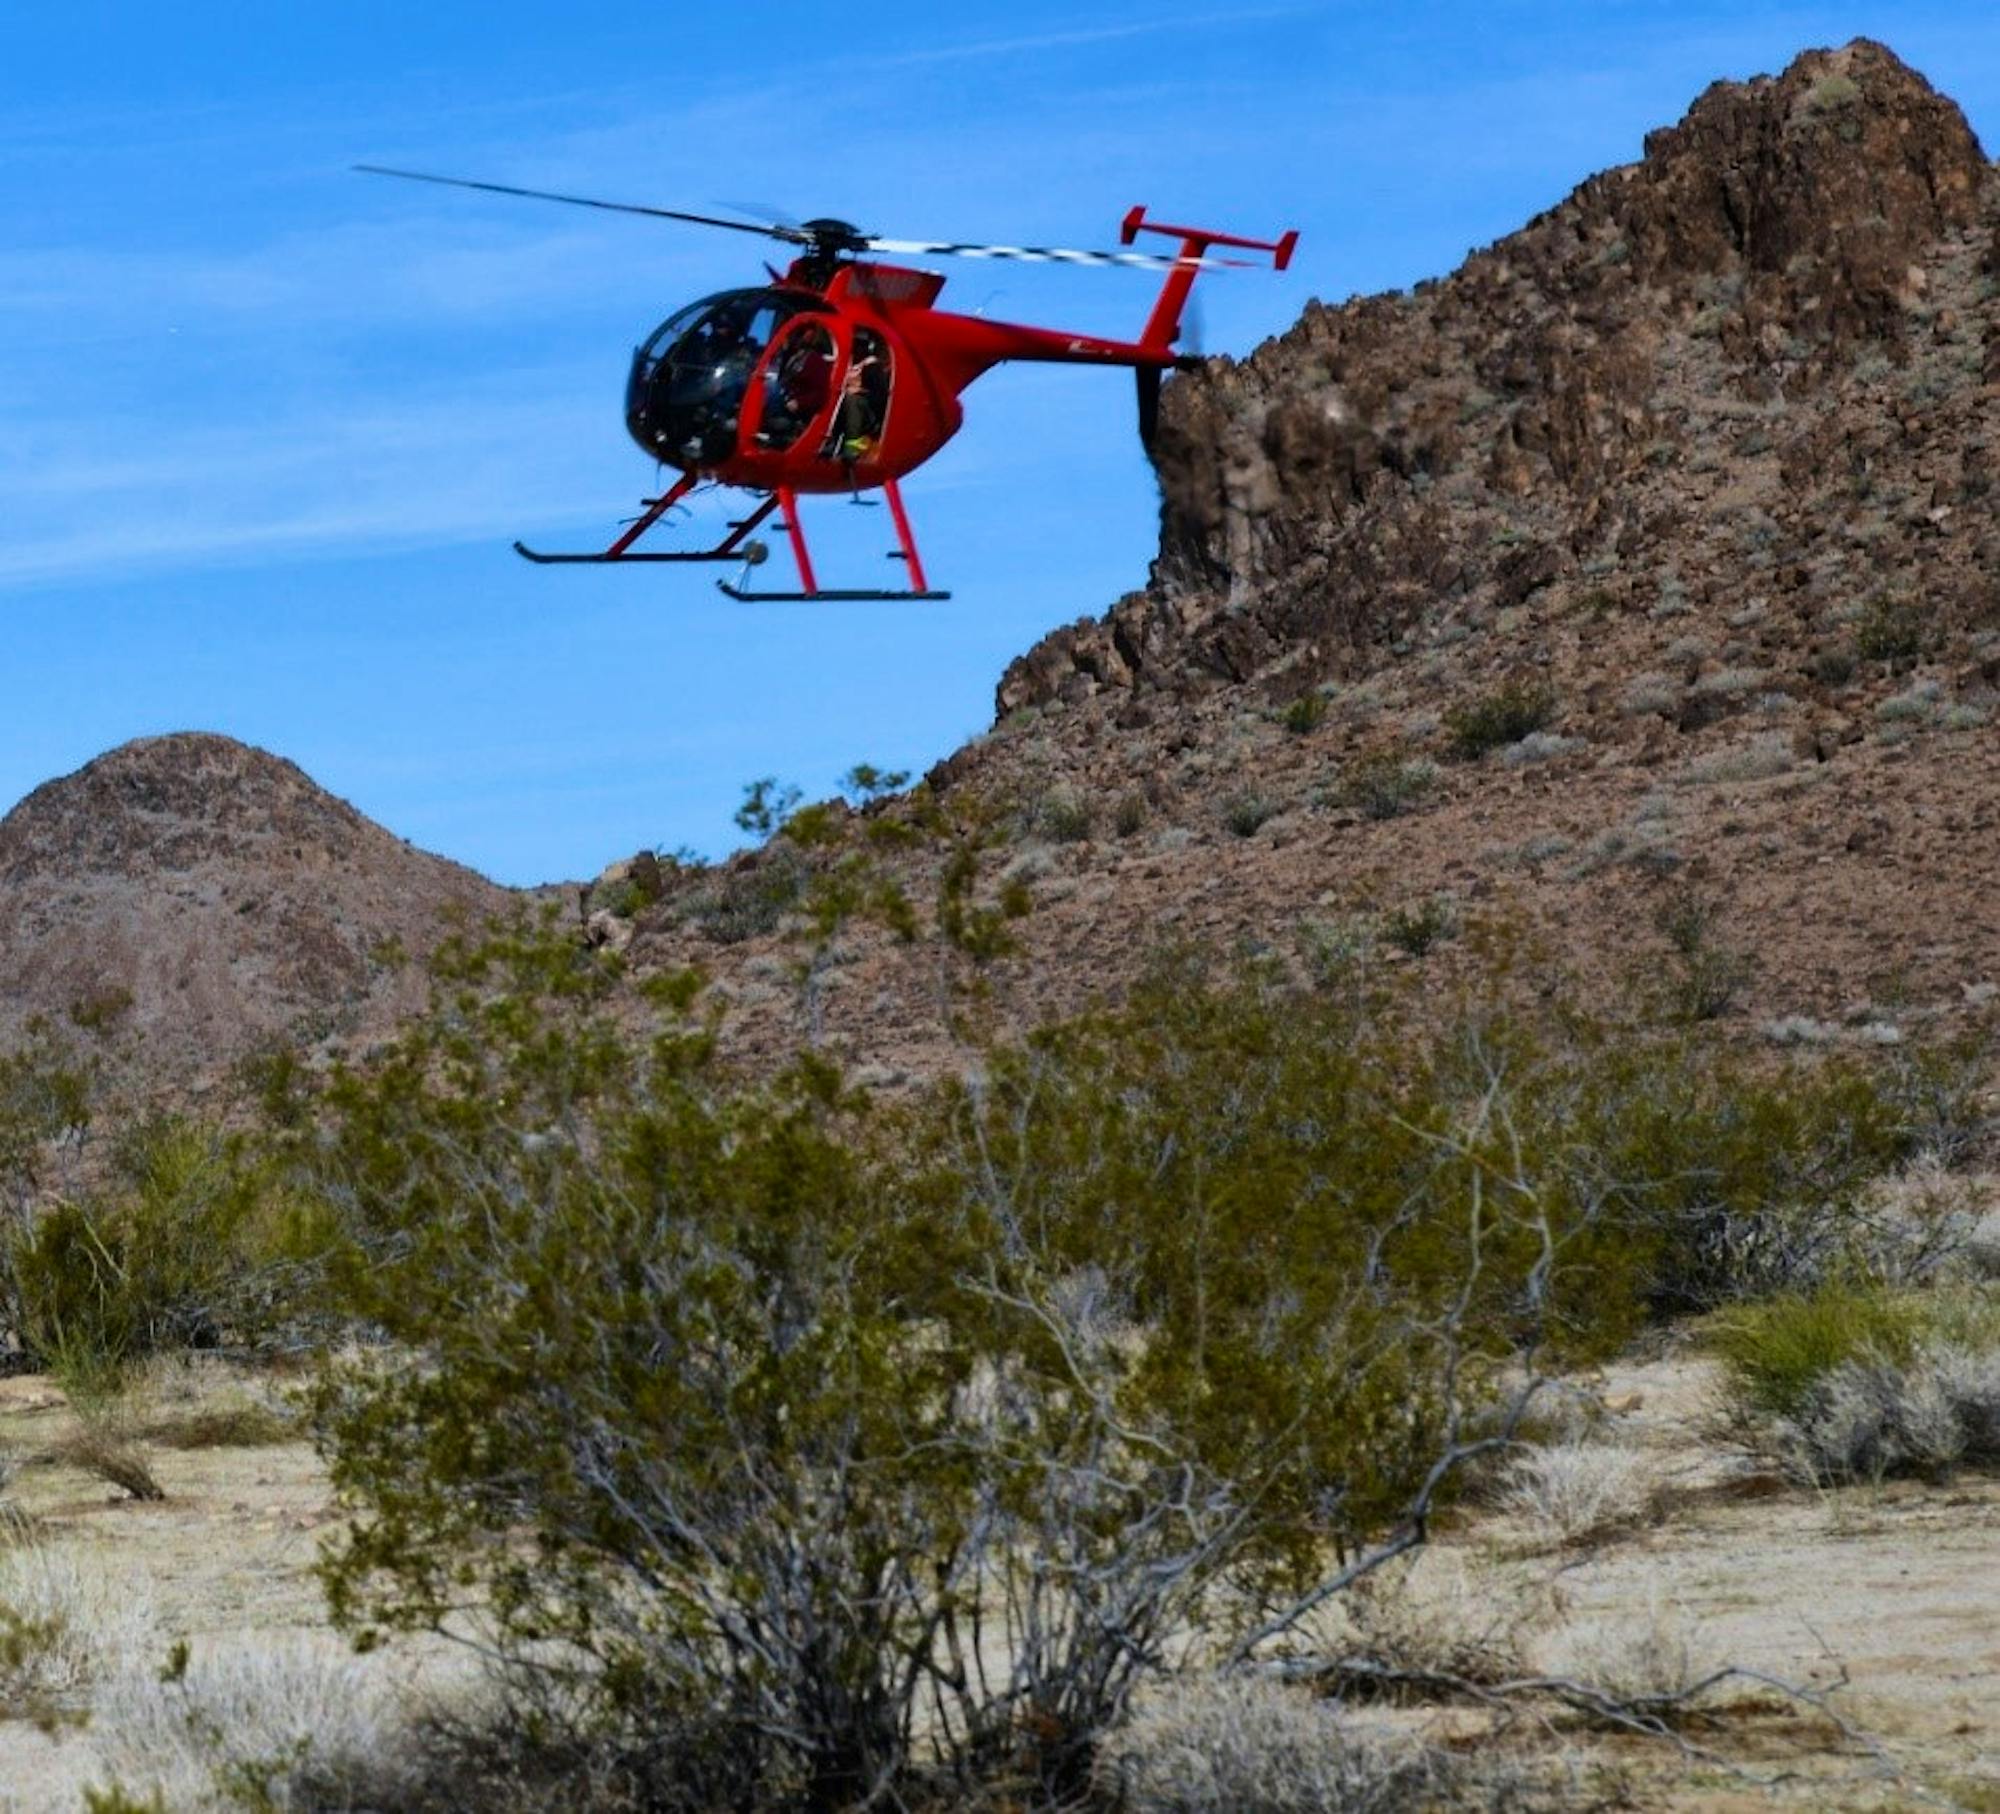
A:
[614,39,2000,1076]
[0,734,510,1101]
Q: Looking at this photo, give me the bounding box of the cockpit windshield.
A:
[627,288,824,468]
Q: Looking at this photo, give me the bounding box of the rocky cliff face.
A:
[1000,40,1993,715]
[0,734,510,1101]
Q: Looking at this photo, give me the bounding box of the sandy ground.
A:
[0,1366,454,1814]
[1443,1347,2000,1809]
[0,1350,1997,1809]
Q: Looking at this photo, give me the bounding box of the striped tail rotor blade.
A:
[865,238,1245,271]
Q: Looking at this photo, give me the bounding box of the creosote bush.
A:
[1444,679,1557,760]
[1854,595,1924,666]
[1221,791,1276,836]
[281,919,1934,1808]
[2,1114,329,1385]
[1340,754,1437,821]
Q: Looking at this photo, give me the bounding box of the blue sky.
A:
[4,2,1997,883]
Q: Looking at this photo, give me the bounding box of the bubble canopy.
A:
[625,288,828,468]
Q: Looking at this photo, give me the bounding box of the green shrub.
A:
[1281,692,1329,735]
[1854,597,1924,666]
[1653,891,1753,1023]
[1444,680,1557,760]
[0,1032,91,1217]
[1341,755,1438,821]
[1034,786,1095,842]
[291,925,1926,1805]
[683,844,810,943]
[1383,896,1457,958]
[300,932,1623,1804]
[1710,1284,1925,1423]
[1223,791,1277,836]
[6,1118,319,1384]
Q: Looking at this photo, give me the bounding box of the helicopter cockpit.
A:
[626,288,827,469]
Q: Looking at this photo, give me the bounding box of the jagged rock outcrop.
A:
[999,39,1991,716]
[0,734,510,1100]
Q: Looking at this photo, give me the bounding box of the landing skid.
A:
[515,542,753,565]
[513,472,948,601]
[719,584,950,603]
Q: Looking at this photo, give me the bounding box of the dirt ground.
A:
[0,1350,1998,1810]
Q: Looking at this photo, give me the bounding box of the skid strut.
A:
[718,478,949,602]
[514,477,782,565]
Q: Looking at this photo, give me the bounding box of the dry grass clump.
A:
[89,1634,420,1812]
[1781,1342,2000,1485]
[143,1402,294,1451]
[1502,1438,1662,1548]
[1537,1579,1724,1711]
[0,1543,145,1712]
[52,1424,163,1503]
[1093,1674,1460,1813]
[1328,1549,1544,1695]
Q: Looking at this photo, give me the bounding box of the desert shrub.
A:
[1443,679,1556,760]
[1221,791,1276,836]
[3,1117,320,1382]
[1503,1438,1660,1547]
[1036,786,1094,842]
[291,925,1928,1806]
[1094,1675,1457,1813]
[1716,1287,2000,1482]
[0,1030,91,1217]
[299,932,1617,1807]
[1280,691,1329,735]
[1813,646,1857,687]
[1340,754,1437,820]
[1383,895,1457,958]
[1113,792,1147,838]
[1710,1282,1926,1422]
[1776,1345,1999,1484]
[683,843,811,942]
[1552,1037,1911,1314]
[1653,891,1753,1023]
[1854,596,1924,665]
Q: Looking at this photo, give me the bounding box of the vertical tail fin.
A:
[1122,206,1298,352]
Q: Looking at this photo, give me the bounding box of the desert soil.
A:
[0,1351,1993,1809]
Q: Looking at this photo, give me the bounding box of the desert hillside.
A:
[0,733,510,1102]
[588,38,2000,1080]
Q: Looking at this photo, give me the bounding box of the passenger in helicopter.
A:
[834,335,889,463]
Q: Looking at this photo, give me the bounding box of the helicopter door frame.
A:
[744,314,841,458]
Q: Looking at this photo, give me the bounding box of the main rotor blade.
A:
[353,165,808,243]
[866,237,1245,272]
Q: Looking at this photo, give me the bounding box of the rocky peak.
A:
[0,734,376,884]
[0,734,511,1102]
[997,40,1997,719]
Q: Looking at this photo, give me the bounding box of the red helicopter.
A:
[357,166,1296,601]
